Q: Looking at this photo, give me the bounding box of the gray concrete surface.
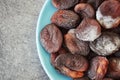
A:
[0,0,49,80]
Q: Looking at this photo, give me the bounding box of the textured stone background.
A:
[0,0,49,80]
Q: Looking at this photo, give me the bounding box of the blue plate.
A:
[36,0,72,80]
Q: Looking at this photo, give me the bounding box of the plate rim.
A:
[36,0,51,79]
[36,0,72,80]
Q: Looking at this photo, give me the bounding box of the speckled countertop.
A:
[0,0,49,80]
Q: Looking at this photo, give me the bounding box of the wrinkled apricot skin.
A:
[64,29,90,56]
[88,56,109,80]
[50,47,67,66]
[55,54,88,72]
[54,53,88,78]
[100,0,120,18]
[51,10,80,29]
[40,24,63,53]
[74,3,95,18]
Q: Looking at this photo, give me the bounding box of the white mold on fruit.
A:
[96,8,120,29]
[76,25,101,41]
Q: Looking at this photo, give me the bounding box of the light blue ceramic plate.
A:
[36,0,72,80]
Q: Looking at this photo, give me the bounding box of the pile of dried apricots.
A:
[40,0,120,80]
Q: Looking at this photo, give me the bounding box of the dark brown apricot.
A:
[64,29,90,56]
[50,47,68,66]
[100,0,120,18]
[74,3,95,18]
[51,10,80,29]
[40,24,63,53]
[88,56,109,80]
[55,53,88,78]
[55,53,88,72]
